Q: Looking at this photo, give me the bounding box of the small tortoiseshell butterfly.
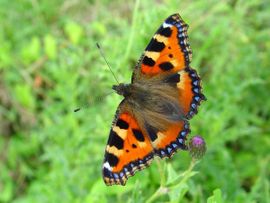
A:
[102,13,206,186]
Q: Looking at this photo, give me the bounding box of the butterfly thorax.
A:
[113,79,186,134]
[112,83,132,97]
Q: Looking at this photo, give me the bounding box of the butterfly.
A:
[102,13,206,186]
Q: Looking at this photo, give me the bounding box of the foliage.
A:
[0,0,269,202]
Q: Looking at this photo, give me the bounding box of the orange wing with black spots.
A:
[132,13,192,78]
[164,67,206,119]
[133,13,205,118]
[102,104,154,186]
[102,13,206,186]
[144,118,190,159]
[142,68,205,159]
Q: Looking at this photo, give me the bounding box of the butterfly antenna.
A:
[96,43,120,84]
[73,91,114,112]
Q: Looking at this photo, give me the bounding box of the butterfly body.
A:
[103,14,206,185]
[113,72,185,129]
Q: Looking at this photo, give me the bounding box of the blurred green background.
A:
[0,0,269,202]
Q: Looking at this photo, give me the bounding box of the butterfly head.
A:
[112,83,131,97]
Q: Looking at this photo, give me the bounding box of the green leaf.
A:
[44,34,57,59]
[89,179,134,196]
[168,184,189,203]
[64,21,83,44]
[21,36,41,64]
[207,189,223,203]
[0,175,13,202]
[166,163,178,184]
[166,161,198,187]
[14,84,35,109]
[91,21,107,36]
[0,33,12,68]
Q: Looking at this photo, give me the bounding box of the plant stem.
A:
[156,159,166,186]
[146,159,198,203]
[145,186,168,203]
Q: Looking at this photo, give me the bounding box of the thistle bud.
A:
[188,135,206,159]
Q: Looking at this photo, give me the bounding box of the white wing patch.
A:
[163,22,173,28]
[103,162,112,171]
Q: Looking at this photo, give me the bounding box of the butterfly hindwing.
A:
[103,103,154,185]
[164,68,206,119]
[144,119,190,158]
[148,68,206,159]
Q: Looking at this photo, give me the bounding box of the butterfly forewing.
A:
[133,13,192,79]
[102,103,154,185]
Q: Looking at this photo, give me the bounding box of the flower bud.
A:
[188,135,206,159]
